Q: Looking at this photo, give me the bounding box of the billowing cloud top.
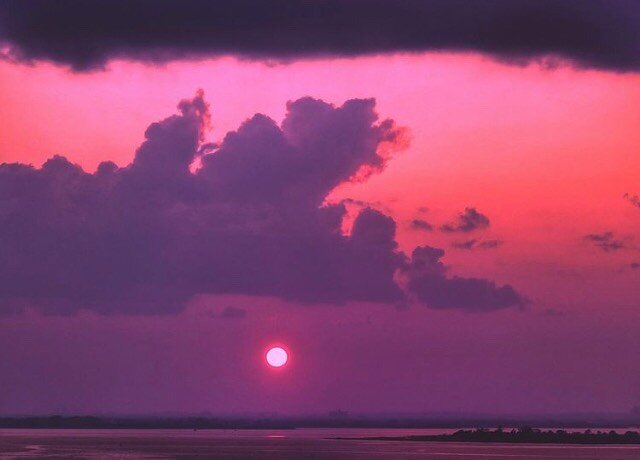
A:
[0,92,525,315]
[0,0,639,71]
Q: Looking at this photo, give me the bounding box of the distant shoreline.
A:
[0,416,639,431]
[337,428,640,445]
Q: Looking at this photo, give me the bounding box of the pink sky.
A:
[2,53,639,311]
[1,53,639,415]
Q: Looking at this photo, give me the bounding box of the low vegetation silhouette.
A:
[358,427,640,444]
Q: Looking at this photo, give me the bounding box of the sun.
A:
[266,346,288,368]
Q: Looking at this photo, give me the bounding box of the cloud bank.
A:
[0,0,639,71]
[0,92,525,315]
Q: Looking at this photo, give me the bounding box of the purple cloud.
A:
[1,1,639,72]
[440,207,490,233]
[0,92,524,314]
[410,218,434,232]
[478,239,503,249]
[624,193,640,209]
[452,239,503,250]
[402,246,526,311]
[452,239,478,250]
[584,232,626,252]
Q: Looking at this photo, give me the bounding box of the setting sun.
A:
[265,347,288,368]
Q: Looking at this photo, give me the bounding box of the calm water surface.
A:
[1,428,639,459]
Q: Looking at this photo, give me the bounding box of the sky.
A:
[0,0,639,417]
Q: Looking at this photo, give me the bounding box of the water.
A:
[1,428,639,459]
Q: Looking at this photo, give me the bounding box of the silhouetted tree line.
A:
[364,427,640,444]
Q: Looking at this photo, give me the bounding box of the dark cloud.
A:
[0,0,639,72]
[0,92,524,314]
[452,239,477,250]
[440,207,490,233]
[584,232,626,252]
[631,262,640,270]
[402,246,525,311]
[341,198,371,208]
[624,193,640,209]
[340,198,387,212]
[452,238,503,250]
[478,239,503,249]
[410,219,434,232]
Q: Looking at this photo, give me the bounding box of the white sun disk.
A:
[266,347,288,368]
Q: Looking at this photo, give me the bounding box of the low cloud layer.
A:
[0,0,639,71]
[0,92,524,314]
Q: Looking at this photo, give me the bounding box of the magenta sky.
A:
[1,1,640,417]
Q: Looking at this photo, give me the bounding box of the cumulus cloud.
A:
[0,92,524,314]
[0,0,639,72]
[410,219,434,232]
[584,232,626,252]
[440,207,490,233]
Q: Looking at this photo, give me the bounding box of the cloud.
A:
[584,232,626,252]
[440,207,490,233]
[401,246,526,311]
[478,239,503,249]
[451,239,503,250]
[0,92,524,314]
[341,198,372,208]
[410,219,434,232]
[631,262,640,270]
[624,193,640,209]
[452,239,478,250]
[0,0,639,72]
